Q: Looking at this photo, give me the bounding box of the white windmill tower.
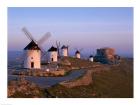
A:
[89,55,94,62]
[23,40,41,69]
[75,50,80,58]
[75,48,84,59]
[22,27,51,69]
[61,45,68,57]
[89,50,94,62]
[48,46,58,62]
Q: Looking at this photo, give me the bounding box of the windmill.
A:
[89,49,94,62]
[61,45,69,57]
[22,27,51,69]
[74,48,83,59]
[48,46,58,62]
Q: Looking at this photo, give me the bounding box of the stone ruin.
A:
[94,47,120,64]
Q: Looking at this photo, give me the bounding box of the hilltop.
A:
[59,57,95,70]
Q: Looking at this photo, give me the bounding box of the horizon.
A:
[8,7,133,57]
[8,50,133,58]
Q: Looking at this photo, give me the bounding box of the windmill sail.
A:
[22,27,51,68]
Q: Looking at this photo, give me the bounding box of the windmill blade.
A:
[22,27,37,43]
[37,33,51,59]
[36,44,48,59]
[56,41,61,47]
[37,32,51,58]
[40,49,49,63]
[56,41,61,58]
[40,46,47,56]
[41,51,48,61]
[38,32,51,45]
[56,41,61,49]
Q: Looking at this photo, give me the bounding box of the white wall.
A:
[48,51,58,62]
[89,57,94,62]
[24,50,41,69]
[76,53,80,58]
[62,48,68,56]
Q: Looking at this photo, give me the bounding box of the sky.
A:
[8,7,133,57]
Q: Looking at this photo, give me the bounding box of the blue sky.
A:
[8,7,133,57]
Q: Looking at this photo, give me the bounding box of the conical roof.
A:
[89,55,93,58]
[24,40,40,50]
[61,45,68,49]
[48,46,57,52]
[75,50,80,54]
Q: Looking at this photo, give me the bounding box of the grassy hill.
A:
[48,58,133,98]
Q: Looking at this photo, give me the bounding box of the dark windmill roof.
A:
[24,41,40,50]
[48,46,57,52]
[61,45,68,49]
[89,55,93,58]
[75,50,80,54]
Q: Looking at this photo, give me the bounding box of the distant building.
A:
[75,50,80,58]
[48,46,58,62]
[23,41,41,69]
[89,55,94,62]
[61,45,68,57]
[97,47,115,58]
[94,47,120,64]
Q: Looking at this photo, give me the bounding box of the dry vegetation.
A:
[8,79,55,98]
[8,57,133,98]
[47,58,133,98]
[59,57,94,69]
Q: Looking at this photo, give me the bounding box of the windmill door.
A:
[31,62,34,68]
[51,58,53,62]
